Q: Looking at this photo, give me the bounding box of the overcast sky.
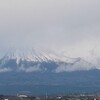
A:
[0,0,100,57]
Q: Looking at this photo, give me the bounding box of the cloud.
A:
[17,65,41,73]
[0,0,100,57]
[55,58,95,73]
[0,68,12,73]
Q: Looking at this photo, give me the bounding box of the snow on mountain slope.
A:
[3,49,76,63]
[0,49,96,73]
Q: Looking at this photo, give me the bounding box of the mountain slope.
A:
[0,49,96,73]
[0,49,100,95]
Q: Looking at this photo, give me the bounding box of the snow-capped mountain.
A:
[0,49,100,95]
[0,49,96,73]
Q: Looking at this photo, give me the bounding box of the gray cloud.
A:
[0,0,100,57]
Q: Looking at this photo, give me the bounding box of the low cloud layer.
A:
[55,59,95,73]
[0,68,12,73]
[17,65,41,73]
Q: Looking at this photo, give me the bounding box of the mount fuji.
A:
[0,48,96,73]
[0,48,100,95]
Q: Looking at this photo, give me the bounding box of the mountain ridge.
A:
[0,49,96,73]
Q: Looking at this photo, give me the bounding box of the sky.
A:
[0,0,100,57]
